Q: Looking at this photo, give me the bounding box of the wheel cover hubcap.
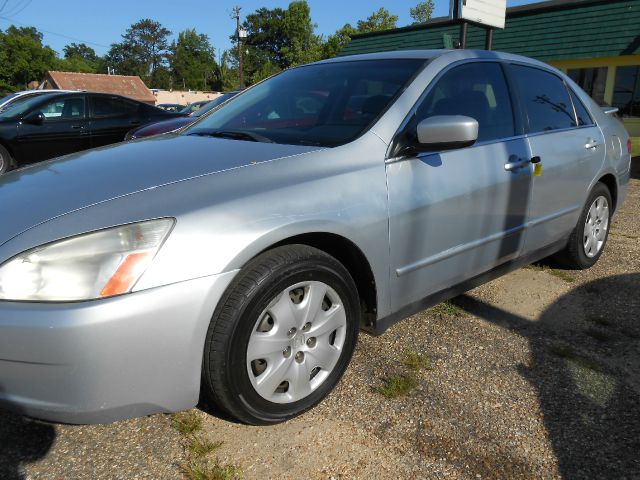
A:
[583,195,609,258]
[246,281,347,404]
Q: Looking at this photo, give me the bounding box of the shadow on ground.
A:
[0,388,55,480]
[631,156,640,180]
[454,273,640,478]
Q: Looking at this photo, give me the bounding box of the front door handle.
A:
[71,125,84,129]
[504,157,531,172]
[585,140,600,149]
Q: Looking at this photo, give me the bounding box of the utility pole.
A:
[232,6,246,89]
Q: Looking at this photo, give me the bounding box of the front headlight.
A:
[0,219,174,302]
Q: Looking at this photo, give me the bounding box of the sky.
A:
[0,0,535,60]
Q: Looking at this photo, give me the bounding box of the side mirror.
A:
[23,111,45,125]
[416,115,478,151]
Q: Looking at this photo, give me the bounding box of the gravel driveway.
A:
[2,160,638,480]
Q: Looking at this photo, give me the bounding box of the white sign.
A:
[450,0,507,29]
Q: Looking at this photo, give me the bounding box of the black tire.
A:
[555,182,612,269]
[202,244,360,425]
[0,144,12,175]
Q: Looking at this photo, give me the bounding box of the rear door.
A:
[89,95,143,148]
[507,64,605,253]
[387,61,533,310]
[16,95,90,163]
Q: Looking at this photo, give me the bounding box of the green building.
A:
[341,0,640,155]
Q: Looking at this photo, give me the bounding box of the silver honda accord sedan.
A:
[0,50,631,425]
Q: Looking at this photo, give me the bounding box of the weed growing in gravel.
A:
[548,270,575,283]
[403,348,433,371]
[429,301,465,317]
[189,436,224,458]
[172,410,203,435]
[549,344,602,372]
[524,263,575,282]
[375,374,418,398]
[588,315,612,327]
[181,458,243,480]
[585,327,615,342]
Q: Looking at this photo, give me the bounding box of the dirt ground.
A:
[1,161,638,480]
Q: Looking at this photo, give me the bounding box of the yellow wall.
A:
[549,55,640,156]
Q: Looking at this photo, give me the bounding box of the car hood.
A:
[0,134,322,246]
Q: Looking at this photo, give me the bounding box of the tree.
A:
[239,1,323,83]
[60,42,101,73]
[356,8,398,33]
[63,42,98,62]
[214,50,239,92]
[105,19,171,86]
[170,29,217,90]
[410,1,435,24]
[321,8,398,59]
[322,23,357,59]
[0,25,57,92]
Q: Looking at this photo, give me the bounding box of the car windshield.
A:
[183,59,426,147]
[191,93,238,118]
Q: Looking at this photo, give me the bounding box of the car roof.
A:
[314,49,552,70]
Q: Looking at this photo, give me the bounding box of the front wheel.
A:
[202,245,360,425]
[555,182,612,269]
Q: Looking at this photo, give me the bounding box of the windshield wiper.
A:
[188,129,274,143]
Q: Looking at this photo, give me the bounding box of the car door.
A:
[15,95,90,163]
[387,61,533,311]
[507,64,606,253]
[89,95,143,148]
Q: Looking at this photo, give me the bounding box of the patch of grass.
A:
[189,436,224,458]
[403,348,432,371]
[524,262,549,272]
[429,301,465,317]
[611,231,639,240]
[181,458,243,480]
[375,374,418,398]
[172,410,203,435]
[548,269,575,283]
[524,263,575,282]
[548,344,602,372]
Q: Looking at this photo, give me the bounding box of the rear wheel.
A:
[202,244,360,425]
[555,182,612,269]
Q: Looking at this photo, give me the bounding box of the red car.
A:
[125,91,241,140]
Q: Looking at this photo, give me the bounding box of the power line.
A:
[4,0,32,18]
[0,15,110,49]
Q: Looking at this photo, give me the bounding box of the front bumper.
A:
[0,271,237,424]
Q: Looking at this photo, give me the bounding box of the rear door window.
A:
[509,65,577,133]
[91,96,139,118]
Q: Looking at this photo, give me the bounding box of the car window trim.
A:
[387,59,521,160]
[36,95,87,122]
[565,84,595,127]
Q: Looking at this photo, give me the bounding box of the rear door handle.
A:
[71,125,84,129]
[504,157,531,171]
[585,140,600,149]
